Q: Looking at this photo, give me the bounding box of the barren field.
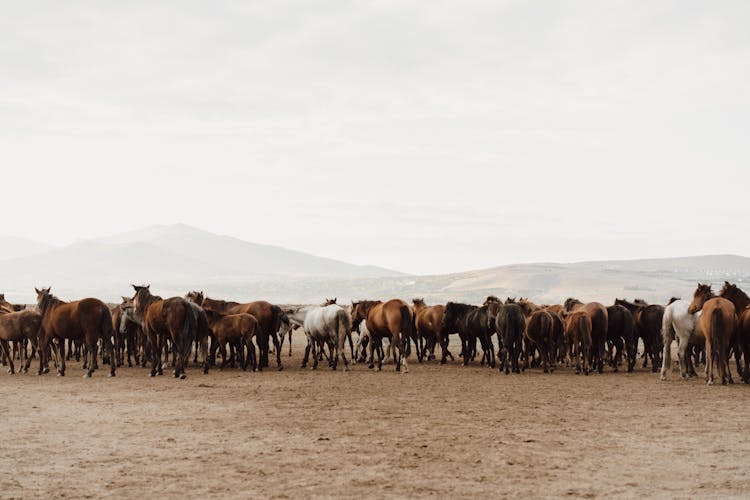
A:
[1,341,749,499]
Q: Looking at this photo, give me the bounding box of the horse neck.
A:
[723,290,750,312]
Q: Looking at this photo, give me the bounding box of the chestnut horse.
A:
[133,285,196,379]
[204,309,259,371]
[412,298,445,362]
[351,299,413,372]
[187,292,284,371]
[688,284,737,385]
[564,299,608,373]
[0,309,42,374]
[719,281,750,383]
[565,310,592,375]
[35,287,116,378]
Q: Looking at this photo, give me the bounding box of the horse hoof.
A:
[277,366,283,371]
[84,373,92,378]
[150,372,156,378]
[179,374,187,380]
[109,372,115,378]
[57,372,65,377]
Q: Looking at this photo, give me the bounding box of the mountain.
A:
[0,236,54,261]
[0,224,403,303]
[218,254,750,305]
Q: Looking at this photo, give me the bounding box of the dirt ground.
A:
[1,341,749,499]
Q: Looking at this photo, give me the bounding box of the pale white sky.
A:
[2,1,749,275]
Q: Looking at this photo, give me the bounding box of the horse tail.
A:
[100,305,117,373]
[711,308,723,364]
[399,305,412,349]
[181,302,197,359]
[661,305,675,344]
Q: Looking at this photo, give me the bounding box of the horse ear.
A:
[35,287,40,294]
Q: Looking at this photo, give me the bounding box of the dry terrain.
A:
[1,341,749,499]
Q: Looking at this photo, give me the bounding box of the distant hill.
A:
[0,236,54,261]
[0,224,403,303]
[193,254,750,306]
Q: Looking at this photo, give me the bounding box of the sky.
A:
[2,0,749,275]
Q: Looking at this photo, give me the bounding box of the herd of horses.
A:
[0,282,748,385]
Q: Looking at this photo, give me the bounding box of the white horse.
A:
[660,299,704,380]
[287,304,352,370]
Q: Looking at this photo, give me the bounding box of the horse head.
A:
[688,283,714,314]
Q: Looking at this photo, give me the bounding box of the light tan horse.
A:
[688,284,738,385]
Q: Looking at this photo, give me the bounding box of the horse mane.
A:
[38,291,64,316]
[634,298,649,306]
[667,297,681,305]
[563,297,583,312]
[720,281,750,306]
[445,302,476,316]
[483,295,500,306]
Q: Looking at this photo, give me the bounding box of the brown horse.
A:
[565,310,592,375]
[0,309,42,374]
[36,287,116,378]
[412,298,445,362]
[614,298,665,371]
[133,285,196,379]
[204,309,259,371]
[351,299,413,372]
[719,281,750,383]
[688,284,737,385]
[187,292,285,371]
[516,299,555,373]
[564,299,608,373]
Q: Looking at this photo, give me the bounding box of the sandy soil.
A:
[1,342,749,499]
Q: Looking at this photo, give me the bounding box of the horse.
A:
[486,299,525,374]
[565,310,592,375]
[659,300,704,380]
[688,284,737,385]
[187,292,284,371]
[564,298,608,373]
[615,298,665,372]
[301,304,352,370]
[607,304,636,373]
[515,299,554,373]
[412,298,447,362]
[35,287,116,378]
[0,309,42,374]
[440,302,495,368]
[133,285,196,379]
[719,281,750,383]
[351,299,413,372]
[203,309,259,371]
[111,297,142,368]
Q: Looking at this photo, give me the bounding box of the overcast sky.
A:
[2,1,749,275]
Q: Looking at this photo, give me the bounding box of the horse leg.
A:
[219,341,228,370]
[660,333,672,381]
[312,339,319,370]
[85,339,97,378]
[400,337,409,374]
[1,341,14,374]
[57,338,67,377]
[705,337,714,385]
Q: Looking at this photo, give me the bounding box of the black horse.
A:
[487,300,525,374]
[606,304,636,372]
[441,302,495,367]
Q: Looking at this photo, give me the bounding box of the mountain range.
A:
[1,224,749,305]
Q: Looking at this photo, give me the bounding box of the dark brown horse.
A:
[412,298,446,362]
[487,299,525,374]
[688,284,737,385]
[351,299,413,372]
[719,281,750,383]
[187,292,285,371]
[133,285,196,379]
[204,309,259,371]
[614,298,664,372]
[564,298,608,373]
[516,299,555,373]
[36,287,116,378]
[0,309,42,374]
